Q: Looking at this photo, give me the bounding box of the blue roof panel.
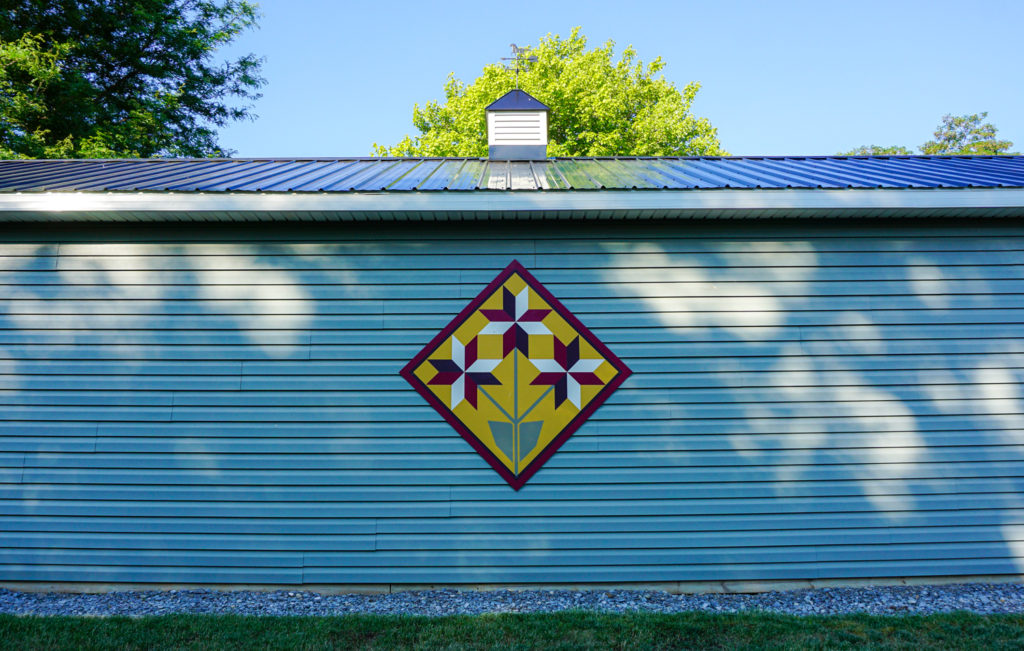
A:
[485,89,550,112]
[0,156,1022,193]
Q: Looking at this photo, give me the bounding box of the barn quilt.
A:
[401,260,631,489]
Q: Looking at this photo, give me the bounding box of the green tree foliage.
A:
[374,28,724,157]
[0,0,264,159]
[839,145,913,156]
[841,112,1016,156]
[920,113,1015,155]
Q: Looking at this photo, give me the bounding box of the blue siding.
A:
[1,220,1024,586]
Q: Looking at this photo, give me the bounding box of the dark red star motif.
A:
[529,336,605,409]
[480,286,551,357]
[427,336,501,409]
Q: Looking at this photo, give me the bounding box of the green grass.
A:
[2,611,1024,650]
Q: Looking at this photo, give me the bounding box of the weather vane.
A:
[501,43,538,89]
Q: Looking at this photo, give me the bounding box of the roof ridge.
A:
[3,155,1022,164]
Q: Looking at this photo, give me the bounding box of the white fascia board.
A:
[0,188,1023,219]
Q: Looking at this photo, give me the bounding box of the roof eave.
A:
[1,187,1023,222]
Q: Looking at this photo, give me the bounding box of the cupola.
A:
[485,90,549,160]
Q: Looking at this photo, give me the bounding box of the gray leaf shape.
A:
[489,421,515,463]
[518,421,544,463]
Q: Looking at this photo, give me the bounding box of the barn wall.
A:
[1,218,1024,586]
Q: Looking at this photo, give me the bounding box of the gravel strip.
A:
[1,583,1023,617]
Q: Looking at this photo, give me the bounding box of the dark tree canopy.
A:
[0,0,264,158]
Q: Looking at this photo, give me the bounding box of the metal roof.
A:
[485,89,550,112]
[1,156,1023,193]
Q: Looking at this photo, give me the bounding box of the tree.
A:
[0,0,264,159]
[920,113,1015,155]
[839,145,913,156]
[373,28,724,157]
[840,112,1015,156]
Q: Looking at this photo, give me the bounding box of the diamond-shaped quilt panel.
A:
[401,260,631,489]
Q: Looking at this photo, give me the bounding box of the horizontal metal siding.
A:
[1,221,1024,585]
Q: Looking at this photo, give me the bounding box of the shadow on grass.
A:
[3,611,1024,650]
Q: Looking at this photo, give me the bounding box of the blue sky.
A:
[218,0,1024,157]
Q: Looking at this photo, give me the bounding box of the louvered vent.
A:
[489,112,546,146]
